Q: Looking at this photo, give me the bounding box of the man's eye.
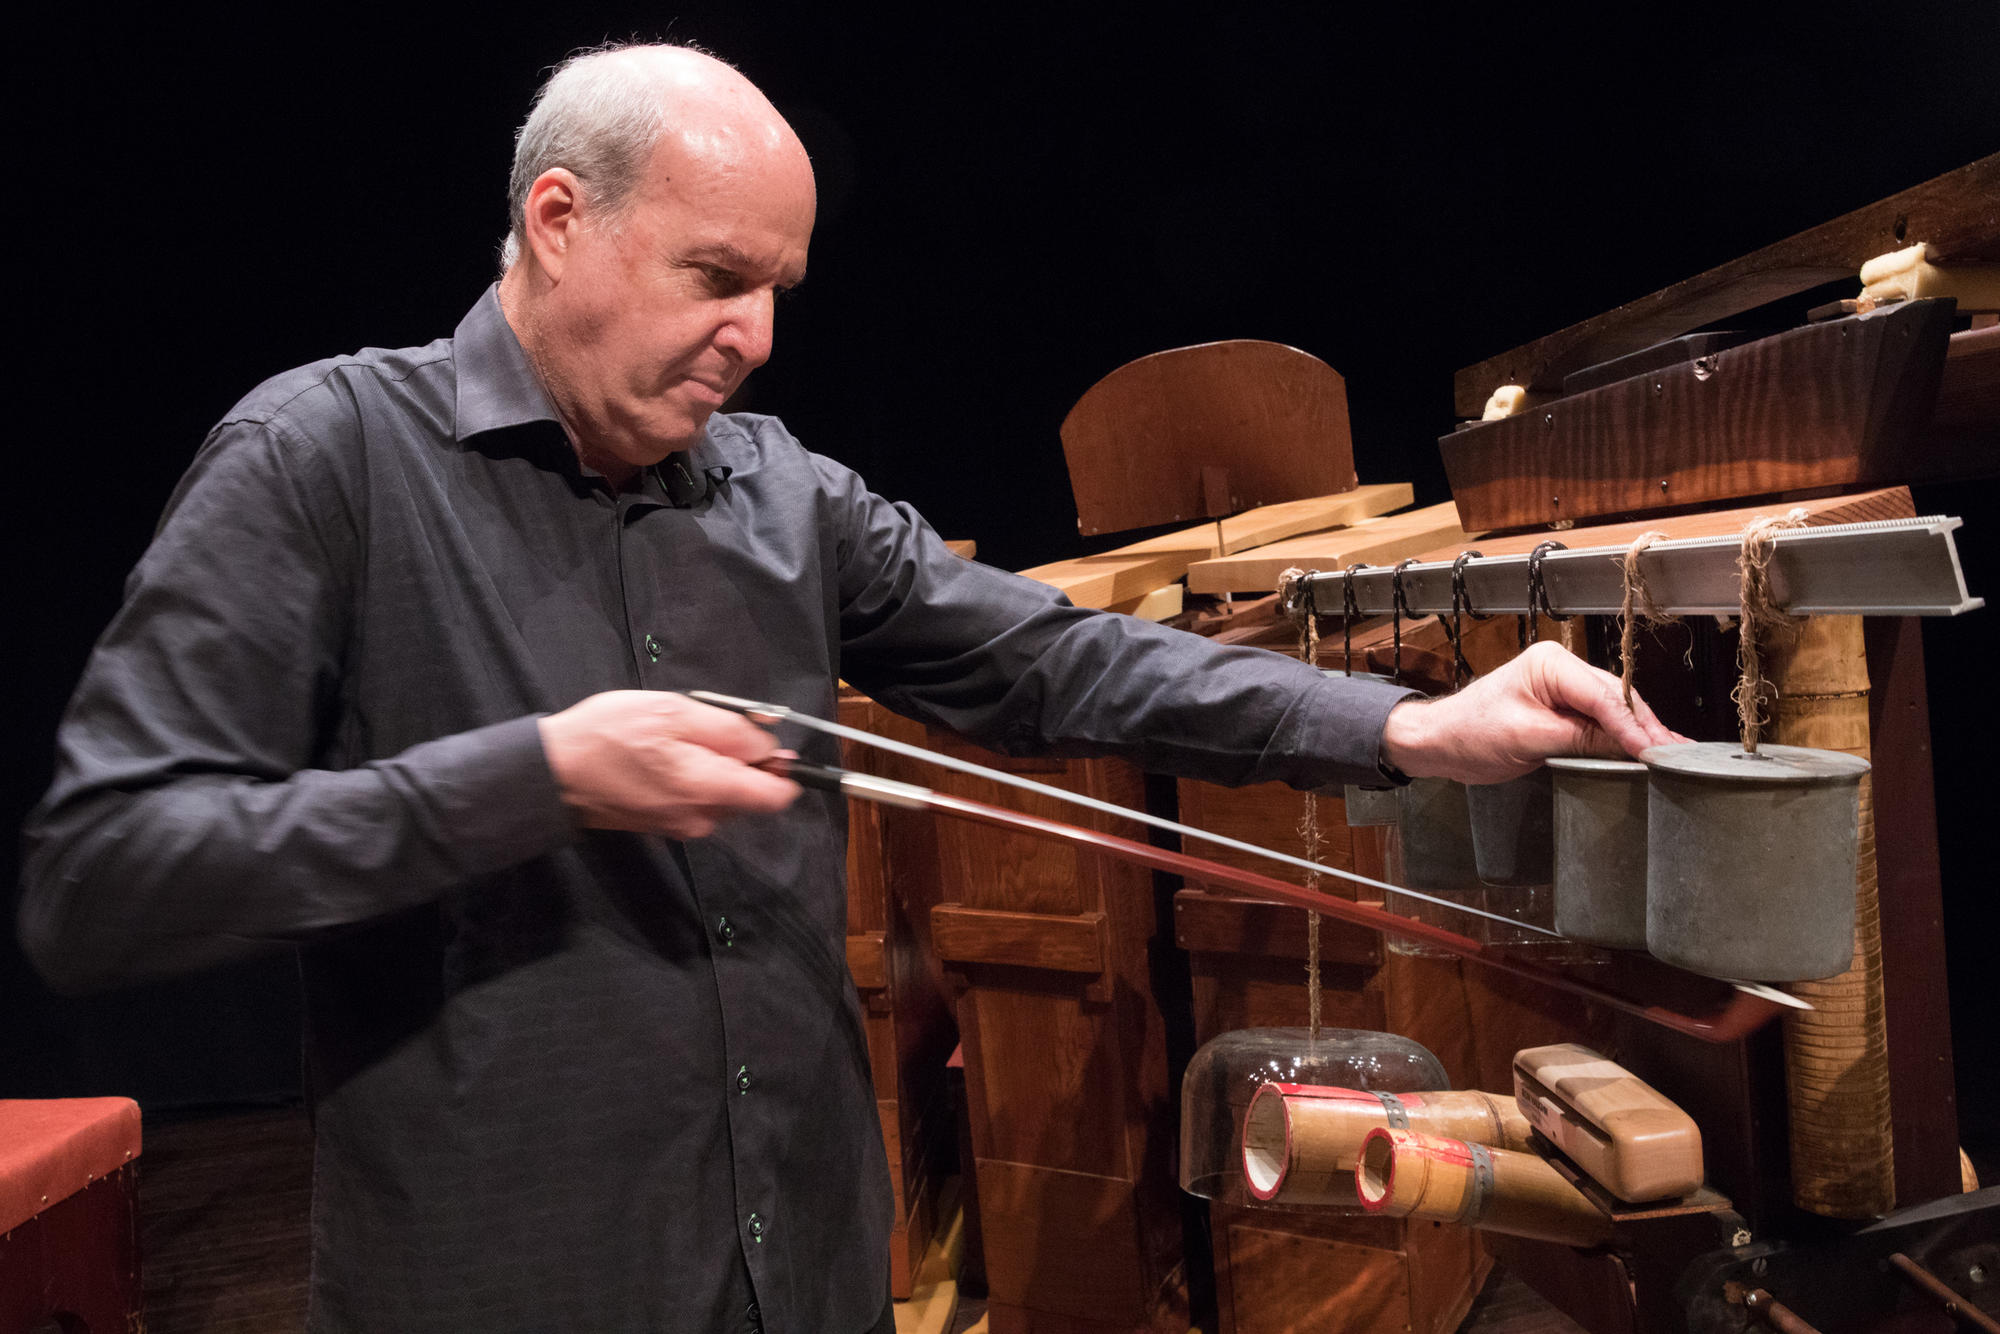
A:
[701,266,746,295]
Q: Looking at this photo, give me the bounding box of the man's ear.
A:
[522,168,584,280]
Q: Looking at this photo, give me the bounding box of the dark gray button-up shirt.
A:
[20,288,1411,1332]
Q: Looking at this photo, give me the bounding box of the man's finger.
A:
[1542,655,1660,760]
[666,696,784,764]
[674,744,801,814]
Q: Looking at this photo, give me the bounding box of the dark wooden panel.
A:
[1452,154,2000,415]
[1865,616,1963,1207]
[973,1159,1150,1323]
[1060,340,1355,536]
[1440,299,1954,533]
[1220,1222,1414,1333]
[957,977,1127,1174]
[1173,889,1381,966]
[1176,780,1359,883]
[931,907,1107,975]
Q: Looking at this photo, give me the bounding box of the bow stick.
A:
[690,691,1799,1044]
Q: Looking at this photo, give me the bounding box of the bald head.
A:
[501,44,811,270]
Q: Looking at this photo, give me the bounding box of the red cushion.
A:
[0,1099,142,1235]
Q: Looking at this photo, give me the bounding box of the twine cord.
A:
[1342,562,1368,677]
[1391,559,1419,686]
[1443,550,1485,689]
[1617,530,1673,710]
[1732,510,1809,752]
[1522,541,1568,652]
[1279,567,1326,1039]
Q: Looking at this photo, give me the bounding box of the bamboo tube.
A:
[1766,615,1895,1219]
[1355,1127,1614,1247]
[1241,1083,1533,1206]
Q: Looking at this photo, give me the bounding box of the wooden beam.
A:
[1015,531,1216,609]
[1216,483,1413,555]
[1103,583,1184,621]
[929,907,1108,975]
[1185,503,1472,594]
[1404,487,1915,563]
[1453,154,2000,416]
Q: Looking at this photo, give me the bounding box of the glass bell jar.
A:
[1179,1027,1449,1210]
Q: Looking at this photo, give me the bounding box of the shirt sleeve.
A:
[17,417,575,994]
[815,453,1417,789]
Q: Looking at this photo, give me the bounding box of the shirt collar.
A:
[449,283,725,500]
[452,284,564,442]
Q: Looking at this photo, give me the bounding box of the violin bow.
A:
[690,691,1800,1044]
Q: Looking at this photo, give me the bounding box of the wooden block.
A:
[1216,483,1414,555]
[1451,153,1999,415]
[944,539,978,560]
[1440,299,1953,533]
[1017,533,1217,609]
[930,907,1107,975]
[1186,504,1472,595]
[1104,584,1184,621]
[1061,339,1356,536]
[847,932,888,991]
[1404,486,1915,563]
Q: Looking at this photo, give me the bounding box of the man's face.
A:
[534,130,815,473]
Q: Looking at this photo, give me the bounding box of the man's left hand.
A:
[1379,641,1686,785]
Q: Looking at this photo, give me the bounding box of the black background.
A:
[9,5,1999,1166]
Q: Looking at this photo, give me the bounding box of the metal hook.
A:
[1446,550,1485,689]
[1521,540,1570,651]
[1390,558,1419,686]
[1341,563,1368,677]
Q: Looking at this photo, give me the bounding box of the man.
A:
[21,43,1673,1333]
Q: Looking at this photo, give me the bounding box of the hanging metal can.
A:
[1641,741,1869,981]
[1398,777,1482,892]
[1466,766,1556,888]
[1547,757,1650,949]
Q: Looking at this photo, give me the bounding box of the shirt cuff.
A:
[1292,674,1424,789]
[387,713,579,875]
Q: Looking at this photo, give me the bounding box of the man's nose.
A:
[717,290,777,368]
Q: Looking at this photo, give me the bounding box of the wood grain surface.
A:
[1216,484,1415,555]
[1439,298,1954,533]
[1405,486,1915,562]
[1187,503,1473,594]
[1060,339,1356,536]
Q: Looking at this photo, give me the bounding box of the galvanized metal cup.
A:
[1397,778,1481,892]
[1466,766,1555,888]
[1641,741,1870,981]
[1547,757,1650,949]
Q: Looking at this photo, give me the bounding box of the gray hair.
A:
[500,43,713,270]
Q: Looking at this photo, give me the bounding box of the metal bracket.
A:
[1300,516,1981,619]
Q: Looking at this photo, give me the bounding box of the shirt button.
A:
[736,1065,752,1095]
[717,916,736,946]
[643,633,662,662]
[747,1211,766,1242]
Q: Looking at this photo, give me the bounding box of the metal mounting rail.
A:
[1296,516,1982,619]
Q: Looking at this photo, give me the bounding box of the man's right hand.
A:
[537,691,801,838]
